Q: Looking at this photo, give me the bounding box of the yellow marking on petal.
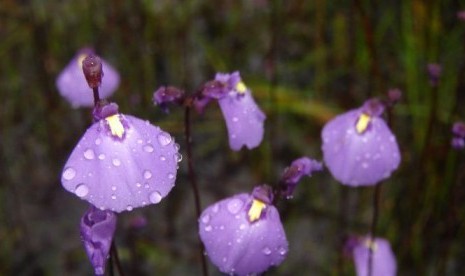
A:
[106,114,125,138]
[236,81,247,94]
[364,238,378,251]
[356,113,371,134]
[247,199,266,222]
[77,54,88,69]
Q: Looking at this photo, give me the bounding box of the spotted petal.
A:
[322,109,400,186]
[61,114,179,212]
[199,193,288,276]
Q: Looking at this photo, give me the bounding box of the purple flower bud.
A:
[387,88,402,105]
[451,137,465,149]
[206,71,266,151]
[199,189,288,275]
[152,86,185,112]
[280,157,323,198]
[452,121,465,138]
[321,99,401,186]
[80,206,117,275]
[347,236,397,276]
[458,11,465,21]
[61,104,180,212]
[427,63,442,87]
[82,54,103,89]
[56,48,120,108]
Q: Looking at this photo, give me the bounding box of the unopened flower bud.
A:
[82,54,103,89]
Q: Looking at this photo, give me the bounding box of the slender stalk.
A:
[93,87,101,106]
[184,105,209,276]
[111,241,125,276]
[367,182,382,276]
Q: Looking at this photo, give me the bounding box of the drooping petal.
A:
[61,114,179,212]
[321,109,400,186]
[218,90,266,151]
[56,49,120,108]
[80,206,117,275]
[199,193,288,276]
[351,236,397,276]
[280,157,323,198]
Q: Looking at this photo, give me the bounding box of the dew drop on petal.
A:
[126,205,133,211]
[239,224,246,230]
[143,144,154,153]
[205,225,212,232]
[95,138,101,145]
[98,154,106,160]
[232,117,239,122]
[112,158,121,167]
[227,198,243,214]
[75,184,89,197]
[174,143,180,151]
[262,247,272,255]
[111,195,116,200]
[212,203,220,213]
[168,173,175,179]
[157,132,172,146]
[278,247,287,255]
[174,153,183,163]
[160,155,166,161]
[143,170,152,179]
[111,186,117,191]
[201,214,210,224]
[149,191,162,204]
[136,182,142,188]
[83,149,95,160]
[362,162,369,169]
[63,167,76,180]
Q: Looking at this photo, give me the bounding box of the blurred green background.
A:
[1,0,465,275]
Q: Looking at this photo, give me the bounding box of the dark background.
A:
[1,0,465,275]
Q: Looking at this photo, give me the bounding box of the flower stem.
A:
[184,105,209,276]
[367,182,382,276]
[93,87,101,106]
[111,240,125,276]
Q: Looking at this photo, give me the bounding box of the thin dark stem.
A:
[111,240,125,276]
[367,183,382,276]
[184,105,209,276]
[109,250,114,276]
[93,87,101,106]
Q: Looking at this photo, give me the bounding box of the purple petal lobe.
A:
[56,49,120,108]
[350,236,397,276]
[280,157,323,197]
[199,193,288,275]
[321,109,401,186]
[61,114,179,212]
[80,206,117,275]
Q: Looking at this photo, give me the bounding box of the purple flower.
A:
[321,99,401,186]
[56,48,120,108]
[451,121,465,149]
[195,71,266,151]
[346,236,397,276]
[199,185,288,275]
[427,63,442,87]
[61,103,180,212]
[152,86,185,113]
[80,206,117,275]
[280,157,323,198]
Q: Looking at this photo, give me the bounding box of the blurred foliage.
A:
[1,0,465,275]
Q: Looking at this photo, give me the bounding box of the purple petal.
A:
[352,236,397,276]
[199,193,288,276]
[61,114,179,212]
[321,109,401,186]
[80,206,117,275]
[218,90,266,151]
[280,157,323,197]
[56,49,120,108]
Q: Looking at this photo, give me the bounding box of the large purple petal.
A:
[321,109,400,186]
[199,193,288,275]
[56,50,120,108]
[61,114,179,212]
[218,90,266,151]
[352,236,397,276]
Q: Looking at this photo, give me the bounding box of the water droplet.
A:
[212,204,220,213]
[201,214,210,224]
[83,149,95,160]
[239,224,246,230]
[174,153,183,163]
[174,143,180,150]
[160,155,166,161]
[149,191,162,204]
[231,134,237,139]
[205,225,212,232]
[232,117,239,122]
[63,167,76,180]
[362,162,369,169]
[75,184,89,197]
[262,247,272,255]
[136,182,142,188]
[143,170,152,179]
[222,257,227,263]
[126,205,133,211]
[278,247,287,255]
[157,132,172,146]
[227,199,243,214]
[143,144,154,153]
[111,186,117,191]
[137,139,143,144]
[98,154,106,160]
[112,158,121,167]
[95,138,101,145]
[168,173,175,179]
[111,195,116,200]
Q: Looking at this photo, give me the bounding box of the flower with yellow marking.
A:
[105,114,125,138]
[364,238,378,251]
[235,81,247,94]
[247,199,266,222]
[355,113,371,134]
